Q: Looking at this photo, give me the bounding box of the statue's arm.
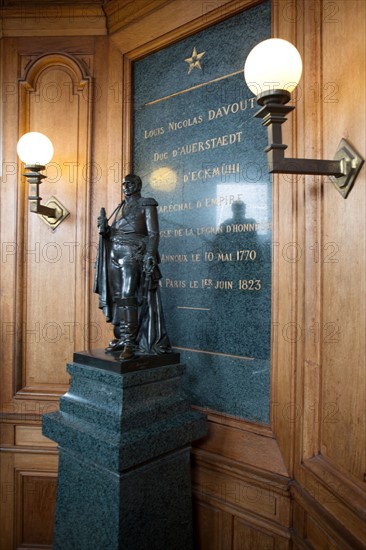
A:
[97,207,110,235]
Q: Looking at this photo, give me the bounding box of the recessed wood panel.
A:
[193,500,223,550]
[0,449,58,550]
[17,53,92,394]
[196,416,289,478]
[17,472,57,547]
[194,465,277,520]
[306,515,339,550]
[320,0,366,483]
[15,425,57,448]
[233,518,275,550]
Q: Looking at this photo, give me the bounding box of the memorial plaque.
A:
[133,1,272,423]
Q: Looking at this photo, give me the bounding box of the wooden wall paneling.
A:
[88,37,125,349]
[233,519,273,549]
[191,416,292,547]
[193,499,232,550]
[320,0,366,483]
[14,424,57,448]
[291,480,365,550]
[108,0,265,54]
[0,439,58,550]
[0,38,98,548]
[1,4,107,38]
[1,37,105,410]
[193,459,281,524]
[0,37,23,418]
[195,412,289,478]
[274,0,366,546]
[0,16,115,550]
[232,517,290,550]
[270,0,301,477]
[297,457,366,547]
[14,52,92,401]
[0,1,364,548]
[121,55,133,177]
[0,452,16,549]
[193,465,291,549]
[295,0,323,465]
[15,470,57,548]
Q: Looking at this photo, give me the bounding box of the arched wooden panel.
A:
[16,53,92,396]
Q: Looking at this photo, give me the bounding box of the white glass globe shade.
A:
[244,38,302,95]
[17,132,54,165]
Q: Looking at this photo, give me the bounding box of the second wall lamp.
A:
[17,132,69,230]
[244,38,364,198]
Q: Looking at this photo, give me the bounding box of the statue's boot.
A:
[120,304,138,361]
[105,310,125,352]
[105,338,125,352]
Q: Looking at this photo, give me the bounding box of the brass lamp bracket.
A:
[40,196,70,230]
[255,90,364,198]
[330,138,364,198]
[23,164,69,230]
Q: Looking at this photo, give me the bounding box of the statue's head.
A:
[122,174,142,196]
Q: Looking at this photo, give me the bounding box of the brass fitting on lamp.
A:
[244,39,364,198]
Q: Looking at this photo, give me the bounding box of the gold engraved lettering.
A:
[201,278,213,288]
[208,99,256,120]
[161,254,188,263]
[158,203,193,213]
[197,226,221,236]
[214,280,233,290]
[168,115,203,131]
[218,252,233,261]
[172,131,242,158]
[165,279,186,288]
[236,250,257,261]
[153,152,168,162]
[204,193,243,207]
[145,127,164,139]
[238,279,262,290]
[160,229,173,238]
[184,162,240,183]
[225,223,260,233]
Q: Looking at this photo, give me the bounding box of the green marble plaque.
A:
[133,1,272,423]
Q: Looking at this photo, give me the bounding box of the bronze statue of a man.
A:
[94,174,171,360]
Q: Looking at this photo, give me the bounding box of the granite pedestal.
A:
[42,350,207,550]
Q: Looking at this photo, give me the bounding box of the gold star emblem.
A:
[184,47,206,75]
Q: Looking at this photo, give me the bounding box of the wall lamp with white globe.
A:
[17,132,69,229]
[244,38,364,198]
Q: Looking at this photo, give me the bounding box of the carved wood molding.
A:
[299,456,366,539]
[20,52,92,91]
[109,0,264,54]
[0,4,106,38]
[193,410,290,478]
[290,475,366,549]
[104,0,172,35]
[192,448,291,542]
